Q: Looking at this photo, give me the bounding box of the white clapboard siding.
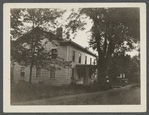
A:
[57,46,68,61]
[12,63,68,85]
[12,40,97,86]
[41,69,49,78]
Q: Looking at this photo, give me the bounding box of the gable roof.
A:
[13,27,97,57]
[13,27,56,46]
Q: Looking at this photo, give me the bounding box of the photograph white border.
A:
[3,3,146,113]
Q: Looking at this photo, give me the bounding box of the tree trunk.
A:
[29,40,35,83]
[11,61,15,84]
[97,21,112,85]
[11,67,14,83]
[29,61,33,83]
[97,60,106,85]
[29,24,35,83]
[95,33,106,85]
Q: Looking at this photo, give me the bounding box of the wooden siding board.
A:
[57,46,67,61]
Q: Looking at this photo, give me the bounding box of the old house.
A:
[11,27,97,85]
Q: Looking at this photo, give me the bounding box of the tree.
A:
[11,9,24,39]
[65,8,140,84]
[11,8,71,83]
[108,53,131,82]
[109,54,140,83]
[127,55,140,83]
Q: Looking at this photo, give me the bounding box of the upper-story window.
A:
[85,56,87,64]
[72,50,75,62]
[51,49,58,59]
[90,58,92,65]
[79,53,81,63]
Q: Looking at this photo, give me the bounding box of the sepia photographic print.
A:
[3,3,146,112]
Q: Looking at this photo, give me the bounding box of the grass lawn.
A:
[11,81,130,104]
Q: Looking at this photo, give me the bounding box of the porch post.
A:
[85,66,89,84]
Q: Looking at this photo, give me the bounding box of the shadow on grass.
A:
[11,81,110,104]
[11,81,132,104]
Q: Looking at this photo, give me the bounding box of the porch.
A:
[75,64,97,84]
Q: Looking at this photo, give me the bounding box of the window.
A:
[85,56,87,64]
[79,53,81,63]
[51,49,58,59]
[90,58,92,65]
[50,69,55,78]
[36,67,41,77]
[20,67,25,77]
[123,73,125,78]
[72,51,75,62]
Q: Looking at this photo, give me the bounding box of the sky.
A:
[55,8,99,54]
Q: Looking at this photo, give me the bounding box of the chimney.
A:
[56,27,63,39]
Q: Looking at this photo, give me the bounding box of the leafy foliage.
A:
[11,8,66,38]
[11,27,72,69]
[11,9,24,38]
[11,8,71,83]
[108,54,140,83]
[66,8,140,83]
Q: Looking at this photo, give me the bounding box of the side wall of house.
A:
[13,45,69,86]
[49,45,69,85]
[13,62,37,83]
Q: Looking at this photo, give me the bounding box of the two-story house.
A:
[11,28,97,85]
